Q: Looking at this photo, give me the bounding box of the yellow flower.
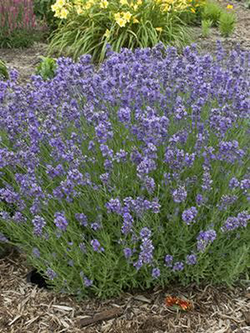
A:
[116,17,127,27]
[114,12,121,20]
[58,7,69,19]
[123,11,132,22]
[162,4,170,11]
[137,0,143,5]
[190,7,195,13]
[120,0,129,4]
[133,4,138,10]
[75,5,83,14]
[226,4,233,9]
[133,17,139,23]
[104,29,111,38]
[51,4,59,12]
[57,0,66,6]
[100,0,109,8]
[85,0,95,9]
[155,27,163,32]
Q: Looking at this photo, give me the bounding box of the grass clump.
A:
[201,0,222,26]
[201,19,213,37]
[219,10,236,37]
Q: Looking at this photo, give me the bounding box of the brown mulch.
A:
[0,251,249,333]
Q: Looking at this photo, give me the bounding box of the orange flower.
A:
[165,296,193,311]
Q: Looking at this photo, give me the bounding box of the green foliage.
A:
[202,0,223,26]
[219,11,236,37]
[0,29,43,49]
[201,19,212,37]
[36,56,57,80]
[0,59,9,80]
[33,0,59,32]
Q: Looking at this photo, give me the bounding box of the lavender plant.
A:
[0,42,249,298]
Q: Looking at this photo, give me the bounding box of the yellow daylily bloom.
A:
[162,4,170,11]
[123,11,132,22]
[114,12,121,20]
[133,4,138,10]
[155,27,163,32]
[76,5,83,14]
[100,0,109,8]
[51,3,59,12]
[58,7,69,19]
[116,17,127,27]
[133,17,139,23]
[104,29,111,38]
[56,0,66,6]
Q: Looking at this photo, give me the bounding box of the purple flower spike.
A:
[152,267,161,278]
[172,186,187,203]
[32,215,46,237]
[123,247,132,259]
[90,239,104,252]
[0,233,8,243]
[54,212,68,231]
[197,229,217,252]
[46,268,57,280]
[106,198,122,215]
[32,247,41,258]
[186,254,197,265]
[84,277,93,287]
[140,227,151,239]
[165,254,173,267]
[75,213,88,226]
[172,262,184,271]
[182,207,198,225]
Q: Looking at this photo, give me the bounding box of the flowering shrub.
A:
[0,0,47,48]
[48,0,204,61]
[0,42,249,298]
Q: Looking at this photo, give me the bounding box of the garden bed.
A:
[0,0,250,332]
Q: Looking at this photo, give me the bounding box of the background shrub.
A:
[0,0,47,48]
[0,43,249,298]
[48,0,205,62]
[33,0,59,32]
